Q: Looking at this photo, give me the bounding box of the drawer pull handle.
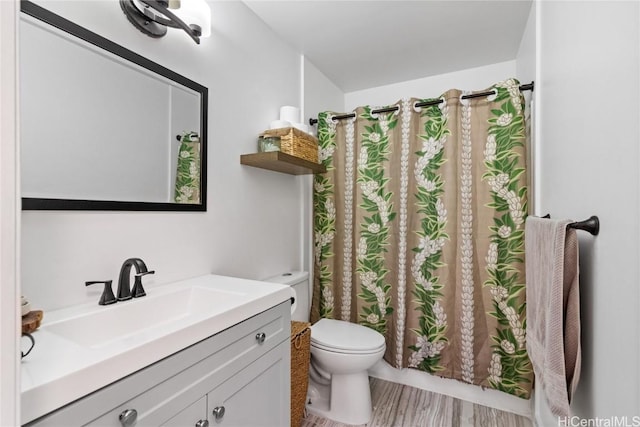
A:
[119,409,137,427]
[255,332,266,344]
[195,420,209,427]
[212,406,225,421]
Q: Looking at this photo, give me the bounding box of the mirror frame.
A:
[20,0,208,211]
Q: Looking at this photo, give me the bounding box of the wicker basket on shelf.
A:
[260,127,319,164]
[291,321,311,427]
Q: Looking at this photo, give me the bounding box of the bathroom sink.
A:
[44,286,246,348]
[22,274,292,424]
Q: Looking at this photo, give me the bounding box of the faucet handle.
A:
[86,280,117,305]
[132,271,155,298]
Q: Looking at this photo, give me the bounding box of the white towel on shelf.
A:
[525,217,582,418]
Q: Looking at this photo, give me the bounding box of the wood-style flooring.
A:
[300,378,533,427]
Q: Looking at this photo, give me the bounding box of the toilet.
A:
[265,271,386,425]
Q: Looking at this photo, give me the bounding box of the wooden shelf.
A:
[240,152,326,175]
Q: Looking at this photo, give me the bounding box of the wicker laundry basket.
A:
[291,321,311,427]
[259,127,319,164]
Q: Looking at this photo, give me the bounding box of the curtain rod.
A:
[308,81,534,126]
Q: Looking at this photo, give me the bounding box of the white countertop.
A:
[21,274,291,424]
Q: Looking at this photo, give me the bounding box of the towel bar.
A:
[568,216,599,235]
[540,214,599,236]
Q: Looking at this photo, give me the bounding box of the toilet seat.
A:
[311,341,385,355]
[311,318,386,353]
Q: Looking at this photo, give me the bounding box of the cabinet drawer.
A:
[88,307,288,426]
[26,303,289,427]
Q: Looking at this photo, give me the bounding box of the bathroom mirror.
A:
[19,1,208,211]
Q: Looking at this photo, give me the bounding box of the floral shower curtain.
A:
[312,79,533,398]
[174,131,201,204]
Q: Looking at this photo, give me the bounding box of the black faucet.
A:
[117,258,155,301]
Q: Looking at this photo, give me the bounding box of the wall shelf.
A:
[240,152,326,175]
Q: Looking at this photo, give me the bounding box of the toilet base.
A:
[306,371,373,425]
[305,382,331,419]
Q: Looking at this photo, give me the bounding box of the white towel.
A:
[525,217,582,418]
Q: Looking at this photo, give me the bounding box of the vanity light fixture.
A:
[120,0,211,44]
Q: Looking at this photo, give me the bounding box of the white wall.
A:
[516,2,536,90]
[537,0,640,421]
[299,57,344,313]
[303,57,344,122]
[344,60,518,111]
[21,0,304,311]
[516,1,537,217]
[0,0,20,424]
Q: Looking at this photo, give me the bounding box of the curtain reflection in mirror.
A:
[174,132,201,204]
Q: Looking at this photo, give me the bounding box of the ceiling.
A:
[244,1,533,93]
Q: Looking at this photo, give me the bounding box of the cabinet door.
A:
[161,397,207,427]
[207,341,290,427]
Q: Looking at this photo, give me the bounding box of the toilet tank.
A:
[264,271,309,322]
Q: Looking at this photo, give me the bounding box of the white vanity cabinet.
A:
[24,302,291,427]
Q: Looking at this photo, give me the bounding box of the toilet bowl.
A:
[263,272,386,425]
[307,318,386,425]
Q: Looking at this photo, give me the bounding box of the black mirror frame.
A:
[20,0,208,212]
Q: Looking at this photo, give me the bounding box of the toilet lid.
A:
[311,318,386,352]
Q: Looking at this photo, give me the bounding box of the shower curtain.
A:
[174,131,201,204]
[311,79,533,398]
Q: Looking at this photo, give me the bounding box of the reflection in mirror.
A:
[20,1,207,211]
